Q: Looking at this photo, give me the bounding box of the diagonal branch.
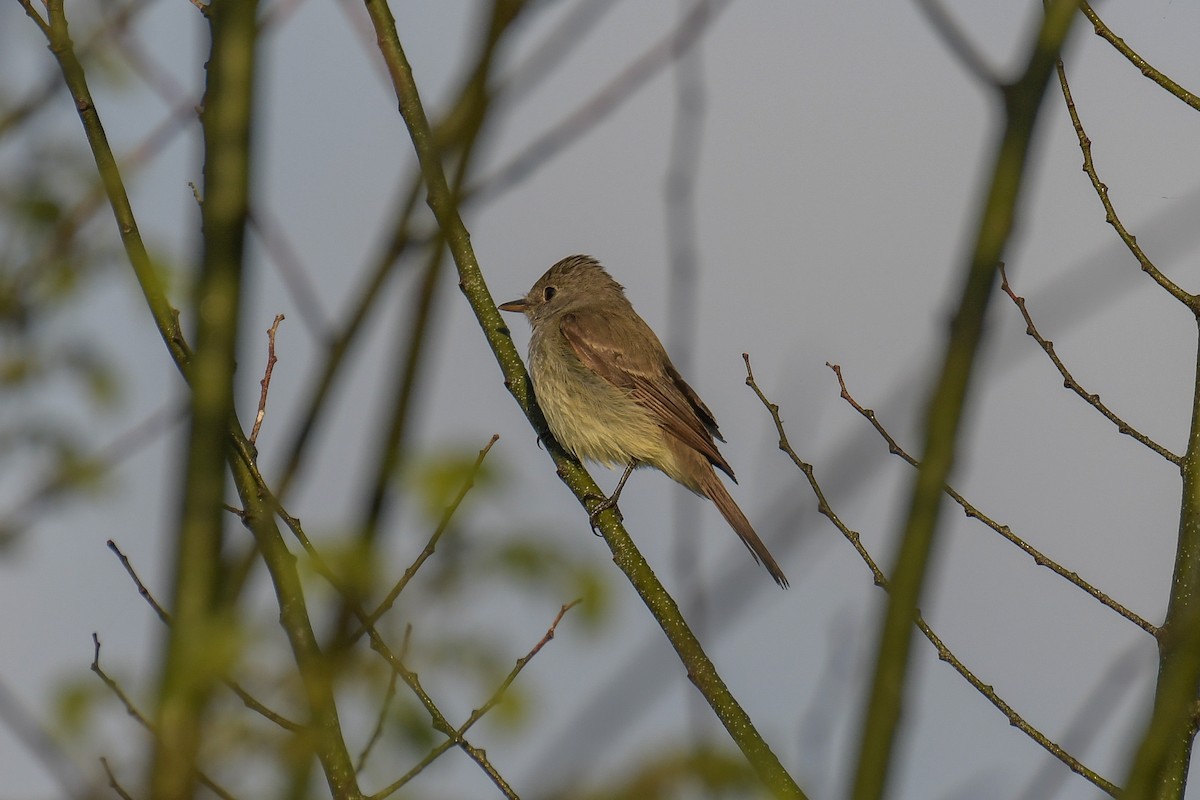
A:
[827,362,1160,636]
[360,1,804,796]
[743,355,1119,797]
[106,540,303,733]
[1054,61,1195,309]
[851,5,1081,796]
[369,600,580,800]
[1079,1,1200,112]
[999,265,1181,464]
[90,635,239,800]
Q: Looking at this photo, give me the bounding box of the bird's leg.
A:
[586,460,637,533]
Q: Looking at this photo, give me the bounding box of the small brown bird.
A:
[500,254,788,588]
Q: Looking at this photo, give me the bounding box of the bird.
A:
[499,254,788,588]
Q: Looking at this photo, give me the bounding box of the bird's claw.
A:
[585,492,622,535]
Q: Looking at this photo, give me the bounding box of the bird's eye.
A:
[543,286,557,301]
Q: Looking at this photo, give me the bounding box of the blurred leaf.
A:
[406,447,497,522]
[392,699,438,751]
[488,682,528,729]
[557,745,761,800]
[54,676,104,736]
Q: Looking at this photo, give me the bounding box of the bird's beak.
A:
[498,298,528,313]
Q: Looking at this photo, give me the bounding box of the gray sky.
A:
[3,1,1200,797]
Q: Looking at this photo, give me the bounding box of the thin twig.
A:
[253,479,517,798]
[364,3,802,794]
[467,0,735,204]
[371,601,580,800]
[742,355,1120,797]
[351,434,499,641]
[1079,1,1200,112]
[100,757,135,800]
[355,627,406,775]
[251,314,285,445]
[105,540,302,732]
[913,0,1001,86]
[90,636,238,800]
[364,628,518,799]
[1054,62,1195,309]
[16,0,51,36]
[107,540,170,623]
[999,264,1182,465]
[826,362,1159,637]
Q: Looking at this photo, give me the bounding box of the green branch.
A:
[1122,320,1200,798]
[360,1,804,796]
[147,0,260,794]
[850,3,1081,798]
[29,2,364,796]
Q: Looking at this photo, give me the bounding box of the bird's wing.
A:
[559,310,736,480]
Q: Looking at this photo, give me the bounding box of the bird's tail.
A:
[701,472,788,588]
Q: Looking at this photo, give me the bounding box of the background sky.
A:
[3,1,1200,798]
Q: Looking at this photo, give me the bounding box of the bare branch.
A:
[827,362,1160,636]
[743,355,1120,797]
[370,601,581,800]
[105,540,303,733]
[913,0,1002,87]
[999,265,1182,465]
[351,434,500,641]
[90,636,238,800]
[1054,62,1195,308]
[100,757,136,800]
[1079,1,1200,112]
[251,314,285,445]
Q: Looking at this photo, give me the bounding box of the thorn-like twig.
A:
[371,601,580,799]
[90,636,238,800]
[351,434,499,641]
[1053,62,1196,310]
[250,314,285,445]
[105,541,302,732]
[999,264,1181,465]
[826,362,1158,637]
[100,757,135,800]
[743,355,1120,797]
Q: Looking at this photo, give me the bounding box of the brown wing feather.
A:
[560,311,736,480]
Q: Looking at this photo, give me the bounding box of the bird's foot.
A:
[583,461,637,535]
[585,492,622,535]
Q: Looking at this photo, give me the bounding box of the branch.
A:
[851,5,1081,796]
[999,265,1180,464]
[146,0,261,791]
[250,314,285,445]
[105,540,303,733]
[90,635,238,800]
[351,434,499,641]
[370,600,580,800]
[360,2,804,796]
[1079,1,1200,112]
[1122,327,1200,794]
[743,356,1120,797]
[913,0,1001,86]
[27,4,388,798]
[1054,61,1195,308]
[827,362,1160,636]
